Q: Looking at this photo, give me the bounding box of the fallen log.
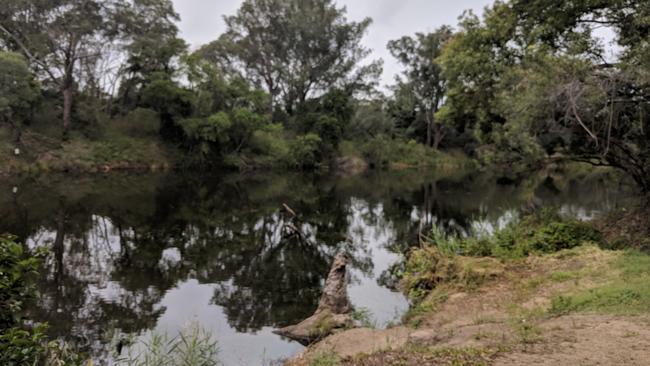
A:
[273,253,353,345]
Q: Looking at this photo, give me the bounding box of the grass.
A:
[344,345,499,366]
[0,126,175,174]
[115,326,220,366]
[549,250,650,315]
[309,351,340,366]
[351,307,377,329]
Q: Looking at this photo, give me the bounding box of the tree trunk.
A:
[426,111,433,147]
[433,121,444,150]
[62,83,73,140]
[61,53,76,140]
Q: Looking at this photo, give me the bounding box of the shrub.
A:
[121,108,161,137]
[0,236,87,365]
[288,133,323,169]
[0,235,41,329]
[528,221,603,252]
[429,210,605,259]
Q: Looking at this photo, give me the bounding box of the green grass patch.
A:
[550,250,650,315]
[309,351,340,366]
[549,270,580,282]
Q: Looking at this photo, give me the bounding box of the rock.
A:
[273,253,353,345]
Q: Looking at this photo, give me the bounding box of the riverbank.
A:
[0,128,475,176]
[0,129,176,175]
[288,208,650,366]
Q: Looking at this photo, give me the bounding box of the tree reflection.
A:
[0,168,634,359]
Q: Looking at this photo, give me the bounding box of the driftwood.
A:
[281,203,308,240]
[273,253,353,345]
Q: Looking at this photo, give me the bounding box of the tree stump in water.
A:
[273,253,353,345]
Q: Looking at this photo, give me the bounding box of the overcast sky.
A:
[172,0,494,88]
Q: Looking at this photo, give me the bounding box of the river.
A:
[0,167,635,365]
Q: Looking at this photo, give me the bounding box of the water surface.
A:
[0,168,634,365]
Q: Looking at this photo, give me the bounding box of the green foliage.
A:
[550,250,650,315]
[0,236,87,365]
[0,236,41,329]
[288,133,323,169]
[111,108,161,138]
[528,221,602,253]
[0,52,39,127]
[401,246,502,302]
[345,99,394,140]
[387,27,453,148]
[426,210,604,259]
[215,0,380,114]
[351,307,376,328]
[308,351,340,366]
[116,327,220,366]
[436,0,650,190]
[0,325,48,366]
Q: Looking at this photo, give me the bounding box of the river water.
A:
[0,167,634,365]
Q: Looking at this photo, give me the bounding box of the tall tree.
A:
[438,0,650,190]
[0,0,124,138]
[117,0,187,111]
[208,0,381,115]
[0,52,39,140]
[388,27,453,149]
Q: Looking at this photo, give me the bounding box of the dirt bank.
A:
[287,245,650,365]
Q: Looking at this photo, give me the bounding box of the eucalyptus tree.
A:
[0,0,126,138]
[388,26,453,149]
[117,0,187,111]
[209,0,381,115]
[0,52,39,140]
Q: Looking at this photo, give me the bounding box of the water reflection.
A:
[0,168,635,365]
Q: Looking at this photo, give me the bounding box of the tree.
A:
[0,52,39,140]
[210,0,381,115]
[117,0,188,115]
[437,4,520,143]
[0,0,124,138]
[438,0,650,190]
[388,27,453,149]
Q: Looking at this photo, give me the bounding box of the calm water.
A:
[0,167,635,365]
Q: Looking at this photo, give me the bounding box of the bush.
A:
[288,133,323,169]
[0,235,40,329]
[425,209,605,259]
[120,108,161,138]
[528,221,603,252]
[0,236,86,365]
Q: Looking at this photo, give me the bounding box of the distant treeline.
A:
[1,0,649,189]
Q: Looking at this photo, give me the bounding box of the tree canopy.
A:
[205,0,382,115]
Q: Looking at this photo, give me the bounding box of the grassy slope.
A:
[0,127,176,175]
[294,212,650,366]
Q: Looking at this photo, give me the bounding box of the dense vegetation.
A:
[1,0,647,189]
